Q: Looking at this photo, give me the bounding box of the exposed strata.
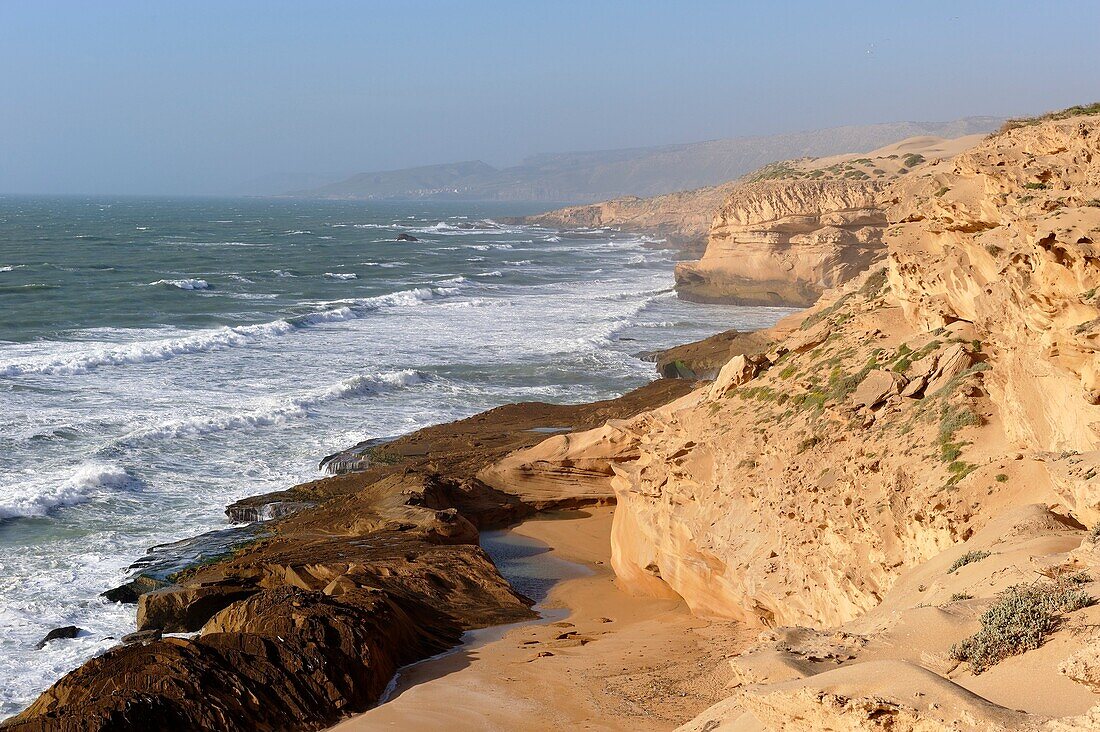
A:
[675,135,987,306]
[518,185,738,256]
[485,113,1100,729]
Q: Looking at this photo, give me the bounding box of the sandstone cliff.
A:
[520,184,738,255]
[674,135,987,306]
[488,113,1100,729]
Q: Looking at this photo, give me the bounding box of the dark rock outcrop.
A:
[34,626,81,650]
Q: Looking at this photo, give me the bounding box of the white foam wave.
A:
[0,287,449,377]
[121,370,427,443]
[271,270,297,277]
[324,272,358,280]
[152,278,209,290]
[0,265,22,273]
[0,463,138,519]
[476,270,503,278]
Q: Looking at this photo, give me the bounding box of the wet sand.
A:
[333,507,755,731]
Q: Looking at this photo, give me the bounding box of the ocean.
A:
[0,196,791,716]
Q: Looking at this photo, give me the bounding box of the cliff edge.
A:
[490,111,1100,729]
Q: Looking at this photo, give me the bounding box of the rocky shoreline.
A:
[3,375,695,731]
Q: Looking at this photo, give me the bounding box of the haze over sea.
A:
[0,196,790,715]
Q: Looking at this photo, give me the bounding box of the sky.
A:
[0,0,1097,195]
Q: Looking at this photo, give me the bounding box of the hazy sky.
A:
[1,1,1097,195]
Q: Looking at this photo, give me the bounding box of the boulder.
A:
[924,343,974,396]
[35,626,81,649]
[851,369,908,408]
[121,629,162,645]
[100,575,169,604]
[709,354,767,399]
[396,232,419,242]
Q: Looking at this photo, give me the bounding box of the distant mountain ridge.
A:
[288,117,1002,203]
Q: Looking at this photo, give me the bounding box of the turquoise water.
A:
[0,196,792,716]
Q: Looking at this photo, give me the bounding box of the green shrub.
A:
[1024,182,1048,190]
[950,580,1095,673]
[950,592,974,602]
[994,473,1009,483]
[947,550,991,574]
[997,102,1100,134]
[903,153,926,168]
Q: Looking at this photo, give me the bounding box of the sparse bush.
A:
[1089,524,1100,543]
[950,579,1095,673]
[797,435,822,453]
[934,186,950,197]
[995,473,1009,483]
[950,592,974,602]
[997,102,1100,134]
[947,550,991,574]
[1024,182,1048,190]
[903,153,926,168]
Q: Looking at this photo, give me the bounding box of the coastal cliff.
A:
[8,111,1099,732]
[519,184,738,256]
[523,135,986,306]
[495,112,1100,728]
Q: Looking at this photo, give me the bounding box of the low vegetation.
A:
[997,102,1100,134]
[947,550,991,574]
[950,575,1094,673]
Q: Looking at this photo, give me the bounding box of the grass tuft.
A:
[947,550,991,574]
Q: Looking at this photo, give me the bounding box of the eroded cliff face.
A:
[520,184,738,255]
[488,115,1100,729]
[886,121,1100,457]
[609,116,1099,628]
[674,135,987,306]
[675,178,889,306]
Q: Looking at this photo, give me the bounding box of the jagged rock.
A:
[924,343,974,396]
[852,369,908,408]
[35,626,81,650]
[6,588,456,732]
[121,629,161,645]
[137,584,259,633]
[224,495,314,523]
[100,575,169,604]
[396,232,419,242]
[708,354,765,399]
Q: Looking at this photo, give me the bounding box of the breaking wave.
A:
[0,463,140,520]
[0,287,452,377]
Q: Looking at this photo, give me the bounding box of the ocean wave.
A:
[0,283,60,293]
[271,269,297,277]
[0,287,450,377]
[0,462,139,520]
[120,370,428,443]
[411,219,522,236]
[0,265,23,273]
[324,272,358,280]
[476,270,503,278]
[152,278,209,290]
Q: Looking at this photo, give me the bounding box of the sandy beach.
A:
[334,507,755,731]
